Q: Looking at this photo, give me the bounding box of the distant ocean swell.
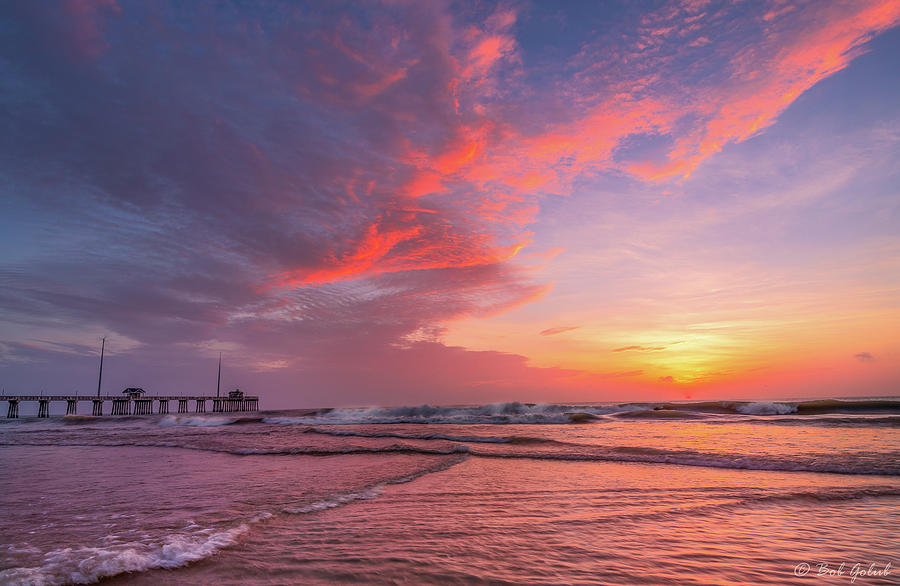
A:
[0,454,468,585]
[152,399,900,426]
[3,400,896,429]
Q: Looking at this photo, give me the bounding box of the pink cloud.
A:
[258,0,900,321]
[626,0,900,180]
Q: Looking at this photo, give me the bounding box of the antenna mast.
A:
[216,352,222,397]
[97,336,106,398]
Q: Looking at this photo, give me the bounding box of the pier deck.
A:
[2,395,260,418]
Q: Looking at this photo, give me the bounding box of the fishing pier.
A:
[2,393,260,418]
[4,340,259,418]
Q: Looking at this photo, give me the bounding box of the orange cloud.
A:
[283,222,423,286]
[631,0,900,180]
[268,0,900,300]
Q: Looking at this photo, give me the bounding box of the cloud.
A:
[854,352,876,362]
[603,370,644,378]
[612,342,682,352]
[658,376,676,383]
[539,326,580,336]
[1,1,897,403]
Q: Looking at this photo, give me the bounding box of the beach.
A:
[1,400,898,584]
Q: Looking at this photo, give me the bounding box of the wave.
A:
[794,399,900,414]
[230,443,472,456]
[0,439,473,458]
[735,486,900,505]
[736,402,796,415]
[612,409,709,420]
[0,452,469,585]
[282,487,383,514]
[5,435,898,476]
[268,399,900,424]
[265,402,627,425]
[302,427,555,444]
[6,399,895,431]
[467,445,900,476]
[648,399,900,416]
[158,415,265,427]
[0,524,250,585]
[281,454,467,514]
[561,487,900,527]
[749,416,900,427]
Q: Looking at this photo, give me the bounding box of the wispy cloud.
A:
[612,342,683,352]
[539,326,580,336]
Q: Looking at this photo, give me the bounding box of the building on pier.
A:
[123,388,146,399]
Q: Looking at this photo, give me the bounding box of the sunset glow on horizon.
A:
[1,0,899,407]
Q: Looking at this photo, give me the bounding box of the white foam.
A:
[158,415,239,427]
[0,525,249,585]
[283,487,383,514]
[736,402,797,415]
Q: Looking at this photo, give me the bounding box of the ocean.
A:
[1,399,898,585]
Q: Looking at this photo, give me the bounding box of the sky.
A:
[1,0,899,408]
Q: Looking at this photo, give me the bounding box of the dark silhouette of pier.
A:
[2,393,259,418]
[4,340,259,418]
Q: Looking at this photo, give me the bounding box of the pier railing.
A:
[2,395,260,418]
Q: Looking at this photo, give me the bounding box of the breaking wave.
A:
[0,525,250,585]
[736,402,796,415]
[263,399,900,425]
[8,399,896,431]
[266,402,628,425]
[158,415,265,427]
[0,451,469,585]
